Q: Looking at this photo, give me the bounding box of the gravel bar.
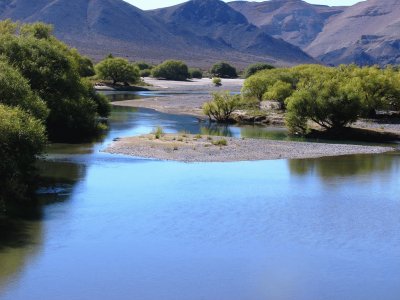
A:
[104,134,395,163]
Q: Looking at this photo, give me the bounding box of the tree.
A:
[203,92,241,122]
[0,20,111,141]
[264,80,293,109]
[210,62,237,78]
[152,60,190,81]
[241,75,270,102]
[0,104,47,204]
[0,60,48,120]
[285,76,362,134]
[244,62,275,78]
[95,57,140,85]
[189,68,203,79]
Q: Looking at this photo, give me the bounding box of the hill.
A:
[0,0,315,67]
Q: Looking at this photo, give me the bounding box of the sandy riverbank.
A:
[104,134,394,163]
[111,78,244,117]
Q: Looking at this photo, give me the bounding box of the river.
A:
[0,98,399,300]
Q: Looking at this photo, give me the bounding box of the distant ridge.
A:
[0,0,315,67]
[228,0,400,66]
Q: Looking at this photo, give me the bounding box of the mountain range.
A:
[0,0,399,67]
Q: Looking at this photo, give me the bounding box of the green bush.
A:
[0,21,111,142]
[0,104,47,203]
[0,60,48,120]
[95,57,140,85]
[244,63,275,78]
[212,77,222,86]
[135,61,152,71]
[242,75,270,102]
[189,68,203,79]
[152,60,190,81]
[210,62,237,78]
[140,69,152,77]
[203,92,241,122]
[285,75,362,134]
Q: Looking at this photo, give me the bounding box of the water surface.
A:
[0,102,399,300]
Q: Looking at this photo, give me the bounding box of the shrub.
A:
[0,21,111,142]
[203,92,241,122]
[0,104,47,203]
[153,126,164,139]
[135,61,152,71]
[140,69,152,77]
[264,80,293,109]
[212,139,228,146]
[95,57,140,85]
[189,68,203,79]
[212,77,222,86]
[241,75,270,102]
[152,60,190,81]
[210,62,237,78]
[244,63,275,78]
[285,76,362,134]
[0,60,48,120]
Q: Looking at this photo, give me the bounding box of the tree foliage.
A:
[210,62,237,78]
[0,104,47,204]
[244,62,275,78]
[95,57,140,85]
[189,68,203,79]
[203,92,241,122]
[152,60,190,81]
[0,20,111,141]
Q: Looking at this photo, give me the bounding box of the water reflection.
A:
[289,153,400,179]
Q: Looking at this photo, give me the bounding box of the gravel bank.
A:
[111,78,244,117]
[104,134,394,163]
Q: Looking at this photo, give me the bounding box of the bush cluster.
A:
[241,64,400,134]
[0,20,111,206]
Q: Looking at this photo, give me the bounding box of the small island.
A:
[104,133,394,163]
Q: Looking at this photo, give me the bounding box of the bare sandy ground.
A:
[111,78,243,117]
[104,134,394,163]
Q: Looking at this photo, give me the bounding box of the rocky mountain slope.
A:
[0,0,315,67]
[228,0,344,48]
[229,0,400,66]
[306,0,400,65]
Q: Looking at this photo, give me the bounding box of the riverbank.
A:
[104,134,394,163]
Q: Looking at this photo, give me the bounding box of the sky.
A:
[125,0,362,10]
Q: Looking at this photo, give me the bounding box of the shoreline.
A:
[104,134,395,163]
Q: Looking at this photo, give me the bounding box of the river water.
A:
[0,98,399,300]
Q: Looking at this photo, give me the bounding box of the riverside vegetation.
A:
[0,20,111,210]
[204,64,400,137]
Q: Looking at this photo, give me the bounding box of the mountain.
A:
[229,0,400,66]
[228,0,345,48]
[0,0,315,67]
[150,0,314,65]
[306,0,400,66]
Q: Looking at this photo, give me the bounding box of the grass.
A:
[153,126,164,139]
[212,139,228,146]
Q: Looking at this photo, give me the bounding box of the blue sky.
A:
[125,0,362,10]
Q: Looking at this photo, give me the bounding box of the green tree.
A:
[0,104,47,204]
[189,68,203,79]
[152,60,190,81]
[264,80,293,109]
[210,62,237,78]
[0,60,48,120]
[95,57,140,85]
[285,76,362,134]
[241,75,270,102]
[0,21,111,141]
[203,92,241,122]
[244,62,275,78]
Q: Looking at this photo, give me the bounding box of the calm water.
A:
[0,101,399,300]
